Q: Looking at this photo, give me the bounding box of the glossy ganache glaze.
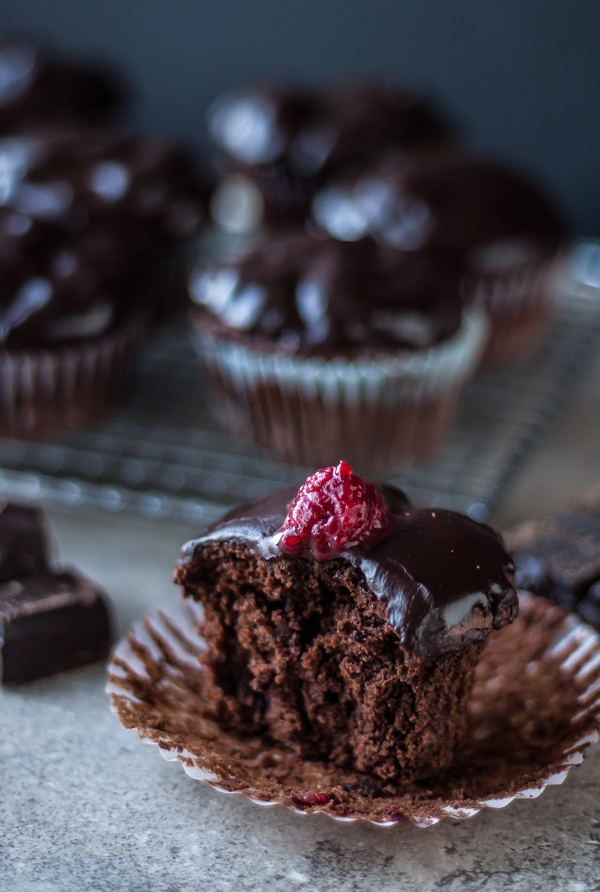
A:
[313,154,565,263]
[0,129,208,347]
[179,483,517,659]
[189,231,463,356]
[208,82,453,178]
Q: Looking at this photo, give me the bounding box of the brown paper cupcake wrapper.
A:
[193,308,487,471]
[0,313,145,439]
[107,592,600,828]
[464,255,564,364]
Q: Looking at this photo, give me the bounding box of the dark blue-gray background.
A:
[3,0,600,234]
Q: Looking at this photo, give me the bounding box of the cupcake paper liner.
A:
[107,592,600,828]
[464,255,563,364]
[192,308,488,472]
[0,313,145,439]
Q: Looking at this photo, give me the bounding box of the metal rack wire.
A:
[1,243,600,526]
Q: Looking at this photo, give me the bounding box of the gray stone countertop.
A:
[3,348,600,892]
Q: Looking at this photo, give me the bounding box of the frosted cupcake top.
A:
[0,129,209,347]
[313,155,565,269]
[190,231,464,356]
[208,82,453,178]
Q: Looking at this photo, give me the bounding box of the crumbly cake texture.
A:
[110,594,599,824]
[177,539,482,783]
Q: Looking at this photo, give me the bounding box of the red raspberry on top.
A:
[275,460,400,560]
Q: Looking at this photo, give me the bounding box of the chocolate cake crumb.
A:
[180,538,482,783]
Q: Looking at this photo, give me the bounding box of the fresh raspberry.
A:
[291,791,332,809]
[275,460,400,560]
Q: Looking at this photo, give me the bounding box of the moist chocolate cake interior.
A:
[183,538,482,783]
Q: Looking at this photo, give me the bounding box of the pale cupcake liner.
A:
[107,592,600,828]
[192,307,488,472]
[0,313,145,439]
[463,254,564,364]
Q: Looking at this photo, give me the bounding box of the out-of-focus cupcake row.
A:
[192,83,566,471]
[0,39,210,438]
[0,41,568,474]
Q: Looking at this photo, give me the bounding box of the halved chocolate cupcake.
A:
[176,462,518,784]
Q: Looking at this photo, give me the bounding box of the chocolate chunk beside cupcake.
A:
[176,461,517,783]
[0,500,113,683]
[506,485,600,625]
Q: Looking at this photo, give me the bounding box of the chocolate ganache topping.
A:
[0,129,208,347]
[208,83,453,177]
[179,481,517,659]
[190,231,463,355]
[313,154,565,263]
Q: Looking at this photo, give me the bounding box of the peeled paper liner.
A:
[107,593,600,828]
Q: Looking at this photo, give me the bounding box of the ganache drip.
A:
[179,479,517,659]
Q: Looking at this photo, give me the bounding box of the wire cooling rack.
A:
[1,242,600,526]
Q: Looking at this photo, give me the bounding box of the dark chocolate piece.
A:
[507,494,600,629]
[0,570,112,683]
[0,502,48,583]
[189,232,463,356]
[179,484,516,659]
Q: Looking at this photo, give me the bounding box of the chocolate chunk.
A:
[0,502,48,583]
[506,489,600,631]
[0,571,112,683]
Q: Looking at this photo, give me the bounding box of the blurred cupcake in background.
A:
[206,82,455,236]
[0,211,147,437]
[0,38,211,438]
[0,127,210,320]
[312,154,566,364]
[189,231,487,472]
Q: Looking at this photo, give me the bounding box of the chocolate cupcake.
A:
[313,154,566,363]
[176,462,518,783]
[207,82,453,234]
[189,231,487,471]
[0,215,146,437]
[0,127,211,321]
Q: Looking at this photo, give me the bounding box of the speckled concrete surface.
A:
[3,655,600,892]
[2,347,600,892]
